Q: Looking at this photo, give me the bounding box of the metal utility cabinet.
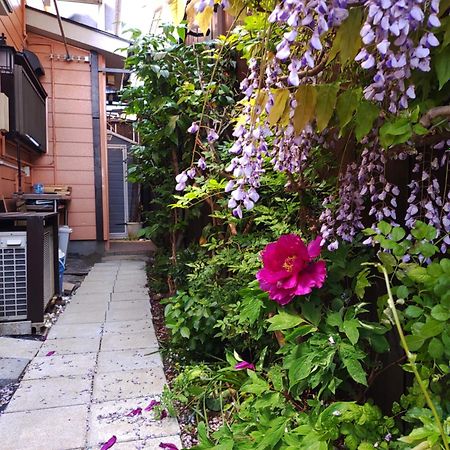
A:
[0,212,59,326]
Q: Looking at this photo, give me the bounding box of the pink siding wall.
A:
[27,35,97,241]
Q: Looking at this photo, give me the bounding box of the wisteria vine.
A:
[176,0,448,251]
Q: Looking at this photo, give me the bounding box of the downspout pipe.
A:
[53,0,71,60]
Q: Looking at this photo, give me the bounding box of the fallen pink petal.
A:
[144,399,160,411]
[160,409,168,419]
[45,351,56,357]
[100,436,117,450]
[234,361,255,370]
[256,234,327,305]
[127,407,142,417]
[159,443,179,450]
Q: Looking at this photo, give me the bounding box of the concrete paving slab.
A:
[76,286,114,295]
[47,323,103,339]
[103,319,155,335]
[23,353,97,380]
[0,337,42,359]
[6,375,92,412]
[106,308,151,323]
[87,397,179,446]
[111,292,149,302]
[114,286,149,294]
[64,302,108,313]
[108,300,150,314]
[93,367,167,402]
[37,336,101,356]
[57,309,106,324]
[110,435,182,450]
[100,331,158,352]
[96,349,162,373]
[0,404,88,450]
[0,357,29,386]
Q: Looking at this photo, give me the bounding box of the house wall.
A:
[26,34,109,243]
[0,0,29,209]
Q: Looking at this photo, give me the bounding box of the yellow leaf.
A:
[293,85,317,133]
[168,0,188,25]
[224,0,247,18]
[197,6,214,35]
[268,89,290,126]
[186,0,198,29]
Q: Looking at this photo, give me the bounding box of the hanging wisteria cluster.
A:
[357,0,441,113]
[405,140,450,253]
[319,135,403,250]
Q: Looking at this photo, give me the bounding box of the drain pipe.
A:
[53,0,71,61]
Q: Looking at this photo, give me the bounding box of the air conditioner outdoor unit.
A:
[0,212,59,329]
[0,223,56,324]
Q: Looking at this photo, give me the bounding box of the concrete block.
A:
[0,337,42,359]
[87,397,179,446]
[100,331,158,352]
[96,349,162,373]
[0,321,31,335]
[37,336,101,356]
[47,323,103,340]
[6,375,92,412]
[92,367,167,402]
[0,404,88,450]
[23,352,97,380]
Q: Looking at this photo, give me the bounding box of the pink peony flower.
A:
[256,234,327,305]
[234,361,255,370]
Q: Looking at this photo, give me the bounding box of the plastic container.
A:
[59,251,65,295]
[58,225,72,256]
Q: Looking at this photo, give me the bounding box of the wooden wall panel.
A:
[27,33,97,241]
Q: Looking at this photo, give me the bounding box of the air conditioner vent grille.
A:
[0,238,27,321]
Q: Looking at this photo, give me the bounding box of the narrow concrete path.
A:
[0,258,181,450]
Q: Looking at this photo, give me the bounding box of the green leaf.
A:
[407,266,432,284]
[180,326,190,338]
[267,310,305,331]
[315,84,339,131]
[378,252,397,273]
[354,101,380,141]
[405,305,423,319]
[377,221,392,235]
[241,371,270,395]
[355,269,371,299]
[343,319,360,345]
[430,304,450,322]
[435,44,450,90]
[328,7,363,66]
[390,227,406,242]
[379,117,412,148]
[294,85,317,133]
[428,338,444,359]
[341,355,367,385]
[404,334,425,351]
[396,285,409,299]
[418,319,444,339]
[336,88,361,131]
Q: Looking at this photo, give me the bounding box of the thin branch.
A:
[419,105,450,127]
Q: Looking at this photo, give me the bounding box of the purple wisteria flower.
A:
[187,122,200,134]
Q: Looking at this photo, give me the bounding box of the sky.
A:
[26,0,172,37]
